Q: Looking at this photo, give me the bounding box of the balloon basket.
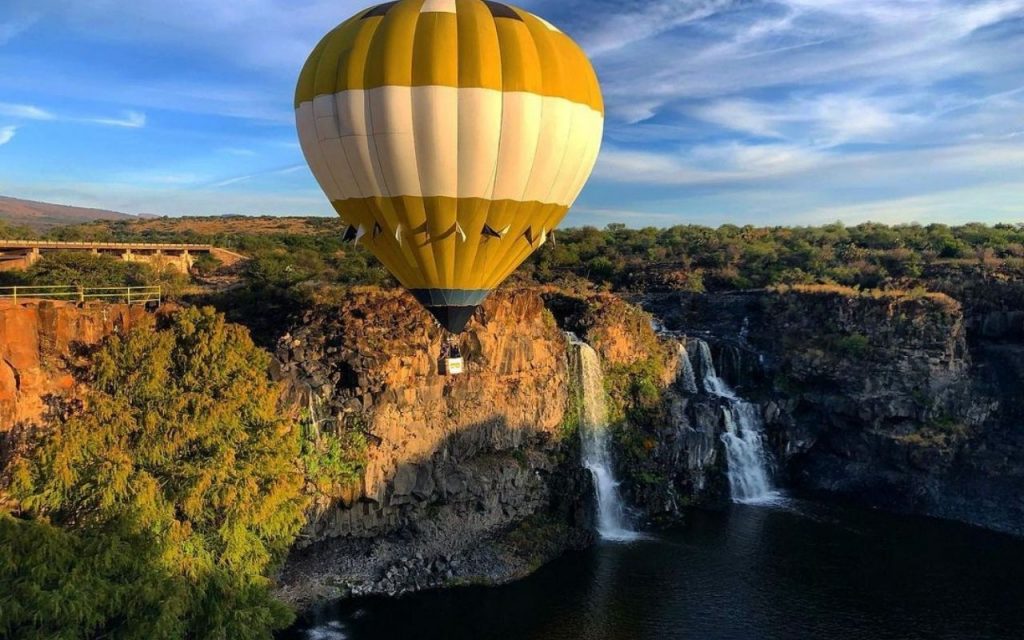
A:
[438,335,464,376]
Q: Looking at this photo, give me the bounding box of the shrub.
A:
[833,333,870,357]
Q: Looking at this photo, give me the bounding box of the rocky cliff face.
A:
[641,285,1024,535]
[0,300,155,429]
[273,288,592,607]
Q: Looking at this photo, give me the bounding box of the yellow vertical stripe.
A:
[456,0,502,91]
[412,12,458,86]
[365,0,423,88]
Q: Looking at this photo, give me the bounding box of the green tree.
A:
[20,251,151,287]
[2,307,307,639]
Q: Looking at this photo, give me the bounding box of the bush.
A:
[2,307,307,639]
[833,333,870,357]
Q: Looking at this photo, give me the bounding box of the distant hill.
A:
[0,195,137,230]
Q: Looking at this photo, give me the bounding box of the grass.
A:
[772,283,960,313]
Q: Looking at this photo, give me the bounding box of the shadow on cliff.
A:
[302,412,591,549]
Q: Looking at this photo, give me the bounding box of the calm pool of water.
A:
[284,499,1024,640]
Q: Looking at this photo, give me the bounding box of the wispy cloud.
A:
[691,94,922,146]
[0,126,16,145]
[0,101,146,130]
[1,0,1022,224]
[220,147,257,157]
[0,13,39,45]
[209,164,305,188]
[85,110,146,128]
[0,102,54,120]
[574,0,734,57]
[594,143,825,185]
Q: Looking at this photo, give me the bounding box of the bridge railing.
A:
[0,240,211,250]
[0,285,161,305]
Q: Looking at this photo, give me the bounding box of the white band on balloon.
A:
[296,86,603,209]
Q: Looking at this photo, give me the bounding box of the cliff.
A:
[273,288,592,606]
[640,284,1024,535]
[0,300,155,429]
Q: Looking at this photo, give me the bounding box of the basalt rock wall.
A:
[273,288,594,606]
[642,286,1024,535]
[0,300,155,429]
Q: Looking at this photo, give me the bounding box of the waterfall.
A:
[676,343,699,395]
[567,333,639,542]
[721,402,778,503]
[691,338,780,504]
[696,339,734,398]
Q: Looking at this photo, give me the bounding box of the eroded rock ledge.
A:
[272,289,594,608]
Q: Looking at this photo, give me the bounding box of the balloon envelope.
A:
[296,0,603,332]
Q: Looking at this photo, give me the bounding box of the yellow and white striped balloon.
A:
[295,0,603,332]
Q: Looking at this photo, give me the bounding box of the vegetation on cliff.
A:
[1,307,307,639]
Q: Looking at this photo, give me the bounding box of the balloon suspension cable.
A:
[440,332,457,359]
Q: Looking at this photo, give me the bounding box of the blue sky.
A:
[0,0,1022,226]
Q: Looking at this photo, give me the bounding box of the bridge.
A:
[0,240,245,273]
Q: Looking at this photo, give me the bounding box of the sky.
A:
[0,0,1022,227]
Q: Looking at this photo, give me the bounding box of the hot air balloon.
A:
[295,0,603,338]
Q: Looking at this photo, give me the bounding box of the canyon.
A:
[2,278,1023,610]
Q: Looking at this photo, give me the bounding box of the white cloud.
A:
[592,0,1024,124]
[595,139,1024,188]
[594,142,825,185]
[86,110,146,128]
[691,94,920,146]
[0,102,54,120]
[577,0,733,57]
[0,101,148,130]
[0,125,16,145]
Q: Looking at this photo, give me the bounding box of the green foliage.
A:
[559,358,584,441]
[832,333,870,357]
[14,251,151,287]
[0,251,188,296]
[190,252,222,276]
[300,414,368,493]
[605,356,665,428]
[526,222,1024,292]
[0,219,36,240]
[2,307,307,639]
[0,515,184,640]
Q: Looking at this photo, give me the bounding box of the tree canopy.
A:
[1,306,307,639]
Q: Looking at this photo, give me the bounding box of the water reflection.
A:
[285,500,1024,640]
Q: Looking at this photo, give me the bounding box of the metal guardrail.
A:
[0,240,211,250]
[0,285,161,305]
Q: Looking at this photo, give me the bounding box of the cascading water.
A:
[676,343,699,395]
[567,333,639,541]
[690,338,781,504]
[720,402,777,503]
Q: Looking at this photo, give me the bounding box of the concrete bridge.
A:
[0,240,245,273]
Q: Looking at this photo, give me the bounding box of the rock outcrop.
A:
[0,300,155,429]
[640,285,1024,535]
[273,288,592,607]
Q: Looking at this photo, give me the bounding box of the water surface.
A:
[285,500,1024,640]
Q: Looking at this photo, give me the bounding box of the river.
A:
[283,498,1024,640]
